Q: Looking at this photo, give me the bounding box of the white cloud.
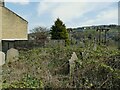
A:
[5,0,30,5]
[30,0,120,2]
[37,1,57,15]
[52,2,89,22]
[51,2,112,22]
[81,8,118,26]
[97,8,118,20]
[37,1,114,23]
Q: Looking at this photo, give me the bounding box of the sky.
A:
[4,0,119,32]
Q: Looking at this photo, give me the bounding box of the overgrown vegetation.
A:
[2,44,120,89]
[2,18,120,89]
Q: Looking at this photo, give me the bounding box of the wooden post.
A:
[96,28,103,45]
[104,29,109,45]
[96,28,109,45]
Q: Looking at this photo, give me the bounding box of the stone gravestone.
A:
[93,43,97,51]
[93,38,97,51]
[0,51,5,66]
[69,52,78,76]
[0,51,5,83]
[6,48,19,63]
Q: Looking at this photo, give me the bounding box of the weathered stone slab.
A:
[0,51,5,66]
[6,48,19,63]
[69,52,78,63]
[69,52,78,76]
[93,43,97,51]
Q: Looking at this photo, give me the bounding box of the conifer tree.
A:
[50,18,69,45]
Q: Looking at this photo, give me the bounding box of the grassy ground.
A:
[2,43,120,88]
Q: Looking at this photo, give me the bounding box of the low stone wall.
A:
[45,40,65,47]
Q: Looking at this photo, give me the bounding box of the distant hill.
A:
[67,24,119,32]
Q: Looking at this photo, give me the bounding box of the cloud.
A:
[37,1,57,15]
[34,0,119,2]
[5,0,30,5]
[81,8,118,26]
[37,1,114,22]
[51,2,112,22]
[97,8,118,20]
[51,2,89,22]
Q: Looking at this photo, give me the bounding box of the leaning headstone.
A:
[69,52,78,76]
[6,48,19,63]
[93,38,97,51]
[93,43,97,51]
[0,51,5,66]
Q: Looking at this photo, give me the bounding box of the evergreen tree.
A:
[50,18,69,45]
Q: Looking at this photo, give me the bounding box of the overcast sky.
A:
[5,0,119,32]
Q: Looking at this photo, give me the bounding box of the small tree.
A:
[50,18,69,45]
[30,26,48,46]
